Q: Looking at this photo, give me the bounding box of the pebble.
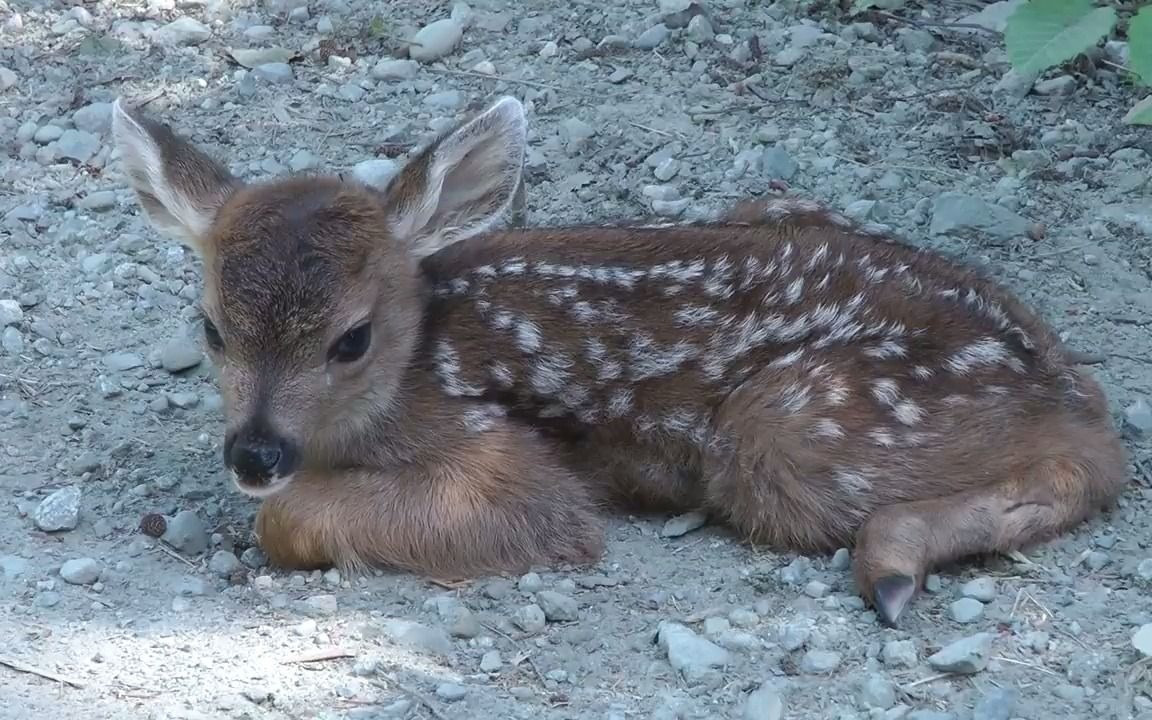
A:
[0,66,15,91]
[34,125,64,144]
[1123,398,1152,438]
[60,558,101,585]
[949,597,985,623]
[761,145,798,180]
[2,327,22,354]
[799,649,842,674]
[559,117,596,154]
[105,352,144,371]
[434,683,467,702]
[0,299,22,327]
[36,591,61,607]
[161,338,203,372]
[687,15,714,42]
[0,556,29,578]
[972,687,1018,720]
[1133,624,1152,657]
[254,63,294,83]
[33,486,82,532]
[959,578,997,603]
[927,633,994,674]
[742,682,784,720]
[371,58,419,80]
[857,674,896,709]
[536,590,578,621]
[153,17,212,45]
[1083,551,1110,571]
[174,576,210,596]
[657,622,731,682]
[728,609,758,628]
[1136,558,1152,581]
[881,639,918,668]
[929,192,1030,239]
[57,130,101,163]
[383,619,452,655]
[634,25,669,50]
[161,510,209,555]
[512,603,546,633]
[829,548,851,570]
[80,191,117,211]
[209,550,242,577]
[803,581,829,599]
[479,650,502,672]
[518,572,543,593]
[302,594,339,616]
[73,102,113,135]
[660,510,706,538]
[409,19,463,62]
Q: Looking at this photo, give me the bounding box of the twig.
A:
[0,655,86,688]
[152,541,198,568]
[903,672,954,689]
[280,647,356,665]
[993,656,1060,676]
[375,674,449,720]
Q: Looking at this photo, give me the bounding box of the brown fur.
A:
[110,95,1130,627]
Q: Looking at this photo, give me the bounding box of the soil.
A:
[2,0,1152,719]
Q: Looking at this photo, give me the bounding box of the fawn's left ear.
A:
[380,95,527,259]
[111,98,242,253]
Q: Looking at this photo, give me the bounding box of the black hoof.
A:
[872,574,917,628]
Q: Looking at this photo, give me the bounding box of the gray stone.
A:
[857,674,896,709]
[926,633,994,674]
[301,594,339,616]
[742,682,784,720]
[881,639,918,668]
[154,17,211,45]
[660,510,706,538]
[803,581,829,598]
[1136,558,1152,581]
[254,63,294,83]
[425,90,463,110]
[517,571,543,593]
[762,144,798,180]
[512,603,546,633]
[409,19,462,62]
[104,352,144,371]
[230,47,294,68]
[383,619,452,656]
[73,102,113,134]
[1,555,31,579]
[0,299,23,327]
[60,557,101,585]
[972,687,1018,720]
[33,486,82,532]
[351,158,399,188]
[435,683,467,702]
[1084,551,1110,571]
[34,125,64,144]
[80,191,117,211]
[830,548,851,570]
[371,58,419,80]
[208,550,242,577]
[929,192,1030,240]
[634,25,670,50]
[479,650,502,672]
[559,117,596,154]
[959,577,997,603]
[56,129,101,163]
[799,649,842,674]
[907,712,955,720]
[686,15,714,42]
[161,510,209,555]
[161,338,203,372]
[949,597,985,623]
[174,575,210,596]
[728,609,758,628]
[1123,398,1152,438]
[657,621,731,682]
[536,590,578,621]
[1133,624,1152,657]
[2,327,22,354]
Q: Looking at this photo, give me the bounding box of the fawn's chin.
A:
[231,471,295,499]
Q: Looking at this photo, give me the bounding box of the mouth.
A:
[230,470,295,498]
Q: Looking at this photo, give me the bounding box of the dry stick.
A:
[903,672,955,689]
[0,655,86,688]
[281,647,356,665]
[375,675,449,720]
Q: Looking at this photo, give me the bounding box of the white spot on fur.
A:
[461,404,506,433]
[864,340,907,359]
[869,429,896,447]
[488,362,514,388]
[870,378,900,407]
[945,338,1018,375]
[769,348,805,368]
[834,468,873,493]
[529,353,573,394]
[811,418,845,439]
[607,388,634,417]
[675,304,722,327]
[516,319,543,353]
[629,335,698,381]
[433,340,483,396]
[893,399,925,426]
[785,276,804,304]
[911,365,934,380]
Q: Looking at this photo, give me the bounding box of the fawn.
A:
[110,94,1129,627]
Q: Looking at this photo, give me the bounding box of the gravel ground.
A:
[3,0,1152,718]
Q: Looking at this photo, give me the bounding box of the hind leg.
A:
[854,423,1128,627]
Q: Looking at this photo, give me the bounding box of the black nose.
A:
[223,421,296,484]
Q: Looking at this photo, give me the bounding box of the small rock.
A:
[536,590,578,621]
[949,597,985,623]
[1133,624,1152,657]
[778,624,809,651]
[161,338,203,372]
[0,556,30,579]
[518,572,543,593]
[0,299,23,327]
[659,0,692,14]
[800,649,842,674]
[929,192,1030,240]
[1,327,22,355]
[1123,398,1152,438]
[33,486,82,532]
[559,117,596,154]
[154,17,212,45]
[830,548,851,570]
[254,63,294,83]
[80,191,117,211]
[435,683,467,702]
[371,58,419,80]
[289,149,318,172]
[742,682,784,720]
[0,66,16,91]
[907,712,955,720]
[1136,558,1152,581]
[174,576,210,596]
[162,510,209,555]
[762,144,797,180]
[409,18,463,62]
[959,578,997,602]
[972,687,1018,720]
[73,102,113,134]
[927,633,994,674]
[230,47,295,68]
[425,90,463,110]
[657,621,731,682]
[208,550,242,577]
[687,15,714,42]
[858,674,896,709]
[479,650,502,672]
[241,547,267,569]
[302,594,339,616]
[104,352,144,371]
[1034,75,1076,95]
[350,158,399,189]
[634,25,670,50]
[56,130,101,163]
[384,620,452,655]
[1083,551,1110,571]
[803,581,829,598]
[660,510,706,538]
[36,591,61,607]
[60,558,101,585]
[881,639,918,668]
[728,609,758,628]
[512,604,546,633]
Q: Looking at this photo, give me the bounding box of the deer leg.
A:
[854,426,1127,627]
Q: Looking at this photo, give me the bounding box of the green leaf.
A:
[1128,5,1152,86]
[1123,95,1152,125]
[1004,0,1117,76]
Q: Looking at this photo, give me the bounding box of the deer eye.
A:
[329,322,372,363]
[203,316,224,352]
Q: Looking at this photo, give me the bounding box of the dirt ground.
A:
[2,0,1152,718]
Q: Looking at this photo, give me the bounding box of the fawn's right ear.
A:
[381,95,527,260]
[111,98,241,253]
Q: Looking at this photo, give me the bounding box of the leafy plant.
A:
[1004,0,1152,125]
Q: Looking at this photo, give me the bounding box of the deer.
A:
[109,94,1129,628]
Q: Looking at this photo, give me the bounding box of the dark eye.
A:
[329,323,372,363]
[203,316,224,352]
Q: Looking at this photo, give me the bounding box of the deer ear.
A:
[382,95,527,259]
[111,98,241,254]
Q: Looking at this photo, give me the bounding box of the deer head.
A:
[111,95,528,496]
